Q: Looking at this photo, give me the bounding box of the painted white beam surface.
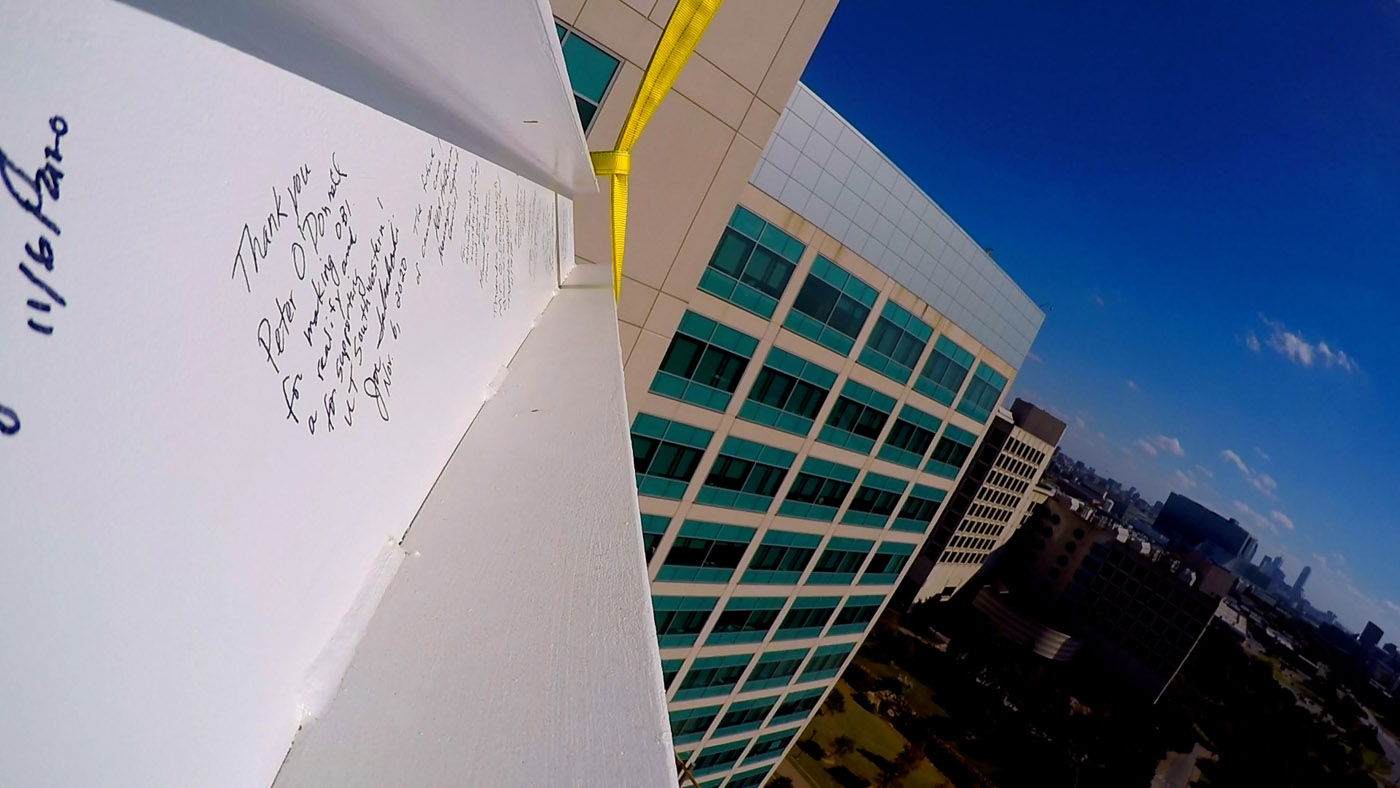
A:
[273,262,675,788]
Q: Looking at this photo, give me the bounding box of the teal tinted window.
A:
[743,648,809,690]
[555,24,620,132]
[891,484,946,532]
[738,347,836,436]
[771,688,825,725]
[674,653,754,701]
[670,704,721,744]
[631,414,713,499]
[857,301,932,384]
[640,513,669,561]
[652,595,717,648]
[777,457,859,521]
[699,206,804,319]
[774,596,839,640]
[799,643,855,680]
[817,380,895,455]
[650,311,759,411]
[783,256,877,355]
[877,405,943,468]
[662,658,685,688]
[809,537,874,585]
[692,739,751,776]
[742,530,821,584]
[708,597,785,645]
[829,594,884,634]
[840,472,908,528]
[714,695,780,736]
[859,542,915,586]
[696,436,795,513]
[744,728,799,763]
[657,521,757,583]
[956,363,1008,423]
[915,336,974,405]
[926,424,978,479]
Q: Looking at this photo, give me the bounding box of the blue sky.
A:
[802,0,1400,636]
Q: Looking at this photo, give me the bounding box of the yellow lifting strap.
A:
[591,0,724,301]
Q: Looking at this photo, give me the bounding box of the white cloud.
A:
[1233,500,1276,534]
[1387,600,1400,616]
[1134,439,1158,456]
[1153,435,1185,457]
[1093,293,1106,308]
[1194,464,1215,479]
[1221,449,1278,499]
[1074,416,1088,430]
[1257,315,1359,373]
[1026,351,1043,363]
[1126,379,1139,391]
[1172,469,1197,490]
[1253,446,1271,462]
[1269,510,1295,531]
[1245,332,1261,352]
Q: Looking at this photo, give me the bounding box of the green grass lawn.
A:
[789,681,952,788]
[852,655,950,719]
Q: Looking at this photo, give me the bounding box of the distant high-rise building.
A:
[1294,565,1311,594]
[1362,622,1385,649]
[897,399,1066,606]
[1152,493,1258,565]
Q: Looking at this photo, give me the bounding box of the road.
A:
[1364,708,1400,783]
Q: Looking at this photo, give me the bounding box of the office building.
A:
[1362,622,1385,650]
[1294,565,1311,594]
[557,2,1045,782]
[1152,492,1259,565]
[898,398,1065,607]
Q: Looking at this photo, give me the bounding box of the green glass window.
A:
[840,472,908,528]
[640,513,669,561]
[652,595,717,648]
[555,23,620,132]
[708,597,785,645]
[744,728,799,763]
[714,695,780,736]
[662,658,685,688]
[956,362,1008,423]
[699,205,804,319]
[860,542,915,585]
[742,530,821,584]
[771,688,825,725]
[915,335,974,405]
[783,256,877,355]
[674,653,754,701]
[738,347,836,436]
[743,648,809,690]
[857,301,932,384]
[650,311,759,411]
[891,484,946,532]
[799,643,855,680]
[691,739,751,776]
[777,457,859,521]
[670,704,722,744]
[926,424,978,479]
[631,414,713,499]
[695,436,795,513]
[657,521,757,583]
[829,594,884,634]
[817,380,895,454]
[774,596,840,640]
[809,537,874,585]
[877,405,943,468]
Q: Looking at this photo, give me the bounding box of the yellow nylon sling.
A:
[590,0,724,301]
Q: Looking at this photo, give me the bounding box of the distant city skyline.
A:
[802,0,1400,638]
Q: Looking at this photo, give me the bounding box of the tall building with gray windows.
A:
[554,2,1043,784]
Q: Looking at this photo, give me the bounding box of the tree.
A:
[832,736,855,758]
[824,690,846,714]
